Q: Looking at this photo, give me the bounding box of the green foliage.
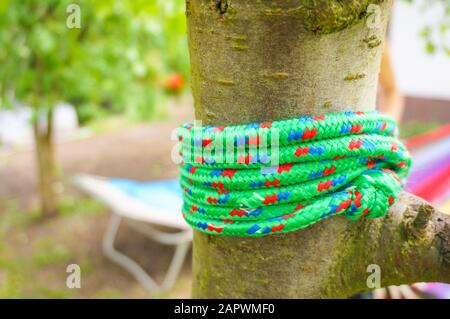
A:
[404,0,450,56]
[0,0,189,123]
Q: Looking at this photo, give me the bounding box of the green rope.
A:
[177,111,411,236]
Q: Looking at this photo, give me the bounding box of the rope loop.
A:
[177,111,411,236]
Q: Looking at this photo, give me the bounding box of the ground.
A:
[0,99,194,298]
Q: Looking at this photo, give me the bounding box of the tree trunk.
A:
[33,108,58,217]
[186,0,450,298]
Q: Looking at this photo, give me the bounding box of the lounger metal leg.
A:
[161,241,191,291]
[124,220,192,292]
[103,214,192,293]
[102,214,160,292]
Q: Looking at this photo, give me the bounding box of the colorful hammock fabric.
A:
[353,282,450,299]
[405,123,450,209]
[177,111,411,236]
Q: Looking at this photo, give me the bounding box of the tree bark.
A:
[187,0,449,298]
[33,108,58,217]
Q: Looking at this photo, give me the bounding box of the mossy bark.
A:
[187,0,387,125]
[186,0,450,298]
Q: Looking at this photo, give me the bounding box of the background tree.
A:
[0,0,189,216]
[186,0,449,298]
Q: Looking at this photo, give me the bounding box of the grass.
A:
[33,239,73,267]
[399,120,441,139]
[0,193,192,299]
[0,200,31,235]
[0,195,109,298]
[93,288,123,298]
[58,196,105,217]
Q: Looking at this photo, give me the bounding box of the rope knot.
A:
[344,169,402,221]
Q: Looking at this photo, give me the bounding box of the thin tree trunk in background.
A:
[186,0,449,298]
[33,108,57,217]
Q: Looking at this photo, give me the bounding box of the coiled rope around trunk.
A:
[177,111,411,236]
